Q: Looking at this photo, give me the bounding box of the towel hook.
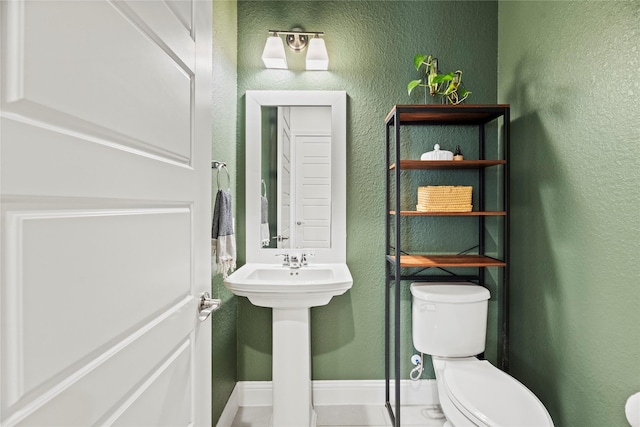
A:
[261,179,267,197]
[213,161,230,190]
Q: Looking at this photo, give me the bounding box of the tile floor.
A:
[230,404,447,427]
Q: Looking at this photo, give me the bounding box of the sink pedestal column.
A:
[272,307,316,427]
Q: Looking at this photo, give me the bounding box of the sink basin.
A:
[224,263,353,308]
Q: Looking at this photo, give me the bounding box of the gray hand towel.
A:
[212,189,236,278]
[261,195,270,247]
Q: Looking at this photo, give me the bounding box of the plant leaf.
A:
[431,72,455,84]
[413,54,428,71]
[407,79,423,95]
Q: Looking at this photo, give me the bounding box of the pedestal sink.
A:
[224,262,353,427]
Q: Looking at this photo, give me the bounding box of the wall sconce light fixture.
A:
[261,29,329,70]
[306,35,329,70]
[261,32,288,69]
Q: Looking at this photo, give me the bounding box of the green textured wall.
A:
[212,0,238,422]
[236,1,498,382]
[498,2,640,426]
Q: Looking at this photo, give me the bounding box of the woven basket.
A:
[417,186,472,212]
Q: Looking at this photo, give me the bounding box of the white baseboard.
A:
[216,379,438,427]
[216,384,241,427]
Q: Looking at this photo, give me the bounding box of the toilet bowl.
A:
[411,283,554,427]
[433,357,553,427]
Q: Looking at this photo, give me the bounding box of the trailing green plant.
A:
[407,54,471,105]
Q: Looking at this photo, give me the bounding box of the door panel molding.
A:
[3,297,196,426]
[1,0,194,164]
[2,207,191,408]
[104,339,192,426]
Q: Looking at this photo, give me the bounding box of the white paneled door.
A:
[0,1,212,426]
[294,134,331,249]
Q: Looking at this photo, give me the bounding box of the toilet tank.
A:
[411,283,490,357]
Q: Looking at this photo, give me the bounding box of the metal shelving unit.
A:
[384,104,510,427]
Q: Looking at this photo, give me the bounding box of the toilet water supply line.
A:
[410,353,424,380]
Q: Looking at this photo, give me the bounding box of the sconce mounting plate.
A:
[285,27,308,51]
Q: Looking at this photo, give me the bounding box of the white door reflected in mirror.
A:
[267,105,332,249]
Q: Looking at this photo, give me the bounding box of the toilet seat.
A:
[442,360,553,427]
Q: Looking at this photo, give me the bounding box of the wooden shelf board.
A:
[385,104,509,125]
[387,254,506,268]
[390,160,505,170]
[390,210,506,216]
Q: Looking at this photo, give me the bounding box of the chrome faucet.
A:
[276,252,313,269]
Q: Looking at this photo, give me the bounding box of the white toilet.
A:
[411,282,554,427]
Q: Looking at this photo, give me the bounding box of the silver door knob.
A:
[199,292,221,321]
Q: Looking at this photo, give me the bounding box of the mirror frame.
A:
[245,90,347,264]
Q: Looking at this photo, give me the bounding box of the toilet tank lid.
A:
[410,283,490,303]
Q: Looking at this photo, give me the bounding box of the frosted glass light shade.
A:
[262,35,288,69]
[306,37,329,70]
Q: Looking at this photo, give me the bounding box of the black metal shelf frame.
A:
[383,105,510,427]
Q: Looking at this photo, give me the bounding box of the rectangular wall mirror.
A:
[245,90,347,264]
